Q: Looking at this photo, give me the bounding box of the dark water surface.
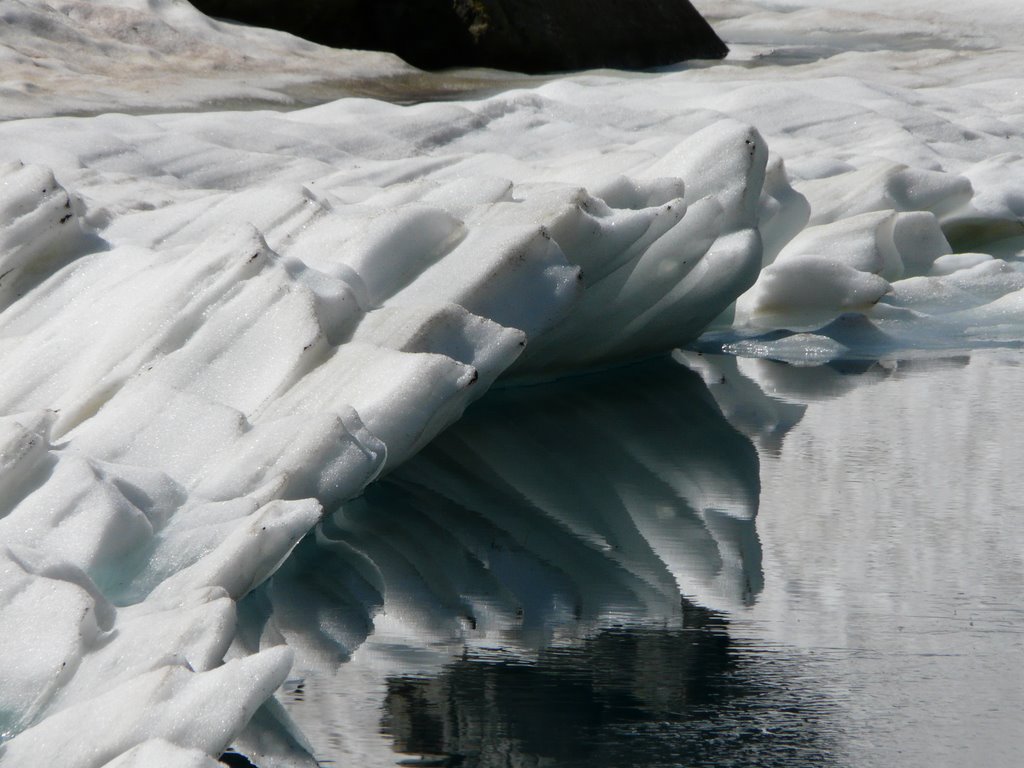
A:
[257,350,1024,768]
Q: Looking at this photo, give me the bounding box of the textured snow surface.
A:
[689,0,1024,361]
[2,0,1024,764]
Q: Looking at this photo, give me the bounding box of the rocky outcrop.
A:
[190,0,728,72]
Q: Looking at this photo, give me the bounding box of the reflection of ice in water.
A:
[250,356,799,765]
[264,357,766,651]
[256,350,1024,768]
[739,350,1024,768]
[670,348,1024,768]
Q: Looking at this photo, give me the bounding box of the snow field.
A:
[2,0,1024,763]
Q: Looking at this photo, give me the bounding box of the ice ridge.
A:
[0,96,771,764]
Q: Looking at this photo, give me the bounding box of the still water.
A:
[250,350,1024,768]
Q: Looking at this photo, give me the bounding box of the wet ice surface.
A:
[275,350,1024,768]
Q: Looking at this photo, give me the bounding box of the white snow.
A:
[1,0,1024,764]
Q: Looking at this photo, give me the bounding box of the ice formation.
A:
[2,0,1024,765]
[0,30,769,768]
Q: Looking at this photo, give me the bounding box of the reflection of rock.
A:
[382,604,839,768]
[190,0,728,73]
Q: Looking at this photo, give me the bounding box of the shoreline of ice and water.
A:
[272,346,1024,768]
[1,1,1023,765]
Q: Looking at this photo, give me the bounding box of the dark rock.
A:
[190,0,728,73]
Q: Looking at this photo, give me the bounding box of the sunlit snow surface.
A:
[1,0,1023,765]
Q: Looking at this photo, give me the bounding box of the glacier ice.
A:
[2,0,1024,764]
[0,69,772,768]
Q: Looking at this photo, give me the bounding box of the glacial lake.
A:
[255,349,1024,768]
